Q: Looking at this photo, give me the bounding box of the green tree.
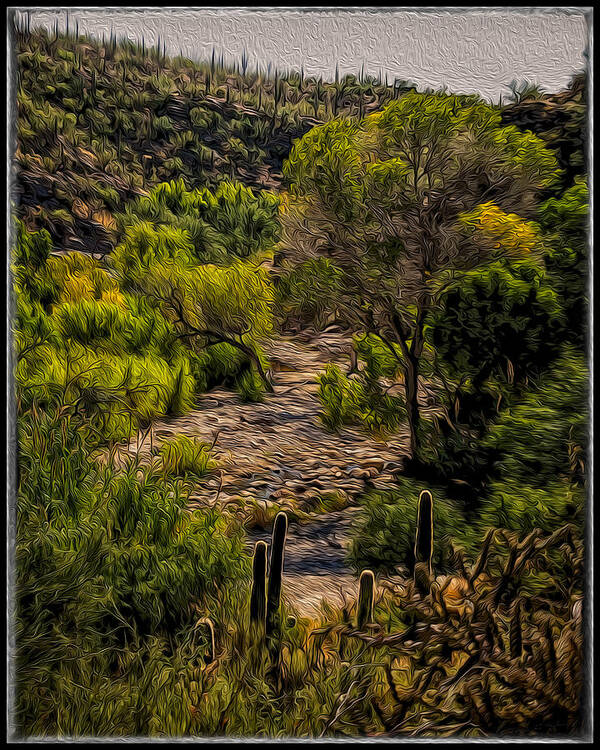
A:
[111,224,275,392]
[538,175,589,349]
[282,92,559,456]
[429,258,564,395]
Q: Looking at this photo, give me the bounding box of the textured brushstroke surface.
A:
[8,7,590,741]
[20,8,588,100]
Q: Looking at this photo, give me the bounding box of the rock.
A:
[362,458,385,472]
[348,467,377,480]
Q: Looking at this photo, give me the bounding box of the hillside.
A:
[13,25,406,256]
[500,73,587,191]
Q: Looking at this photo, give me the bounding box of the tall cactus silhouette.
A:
[357,570,375,629]
[250,540,267,627]
[414,489,434,594]
[266,511,288,637]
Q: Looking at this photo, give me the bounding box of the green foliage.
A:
[118,179,280,264]
[158,434,217,478]
[111,219,274,362]
[189,343,248,391]
[13,223,269,440]
[538,176,589,349]
[429,258,564,387]
[284,118,366,222]
[235,366,265,403]
[348,479,470,574]
[483,349,587,489]
[317,363,405,435]
[13,217,52,269]
[275,258,343,329]
[282,88,561,458]
[111,222,197,289]
[11,22,590,739]
[16,405,249,735]
[507,79,546,104]
[354,334,404,379]
[478,480,584,536]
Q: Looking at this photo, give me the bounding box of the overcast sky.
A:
[17,7,591,101]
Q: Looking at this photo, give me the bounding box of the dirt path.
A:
[115,330,411,615]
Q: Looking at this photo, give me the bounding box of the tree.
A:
[281,91,559,457]
[538,176,589,349]
[111,222,275,392]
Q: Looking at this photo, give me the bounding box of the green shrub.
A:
[117,179,280,264]
[483,348,587,488]
[15,406,249,736]
[347,478,472,574]
[429,258,565,388]
[163,359,196,417]
[478,479,584,535]
[353,333,404,379]
[317,363,404,435]
[15,345,196,443]
[158,435,217,478]
[235,367,265,403]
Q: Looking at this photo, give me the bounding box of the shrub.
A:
[354,333,404,379]
[317,363,404,435]
[117,179,280,264]
[429,258,565,388]
[235,367,265,403]
[15,345,196,443]
[483,348,587,488]
[15,406,249,736]
[158,434,217,478]
[478,479,585,535]
[347,478,472,575]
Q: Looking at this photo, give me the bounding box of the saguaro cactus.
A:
[357,570,375,629]
[266,511,288,637]
[250,540,267,627]
[414,490,434,594]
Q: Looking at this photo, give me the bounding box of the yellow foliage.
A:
[100,287,127,308]
[59,272,95,304]
[47,252,123,306]
[460,202,543,259]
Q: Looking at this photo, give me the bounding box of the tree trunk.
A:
[404,354,420,458]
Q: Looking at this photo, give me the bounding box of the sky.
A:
[16,7,591,102]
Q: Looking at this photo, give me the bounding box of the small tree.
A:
[111,222,275,391]
[282,91,559,457]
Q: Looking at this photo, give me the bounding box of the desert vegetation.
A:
[9,15,589,740]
